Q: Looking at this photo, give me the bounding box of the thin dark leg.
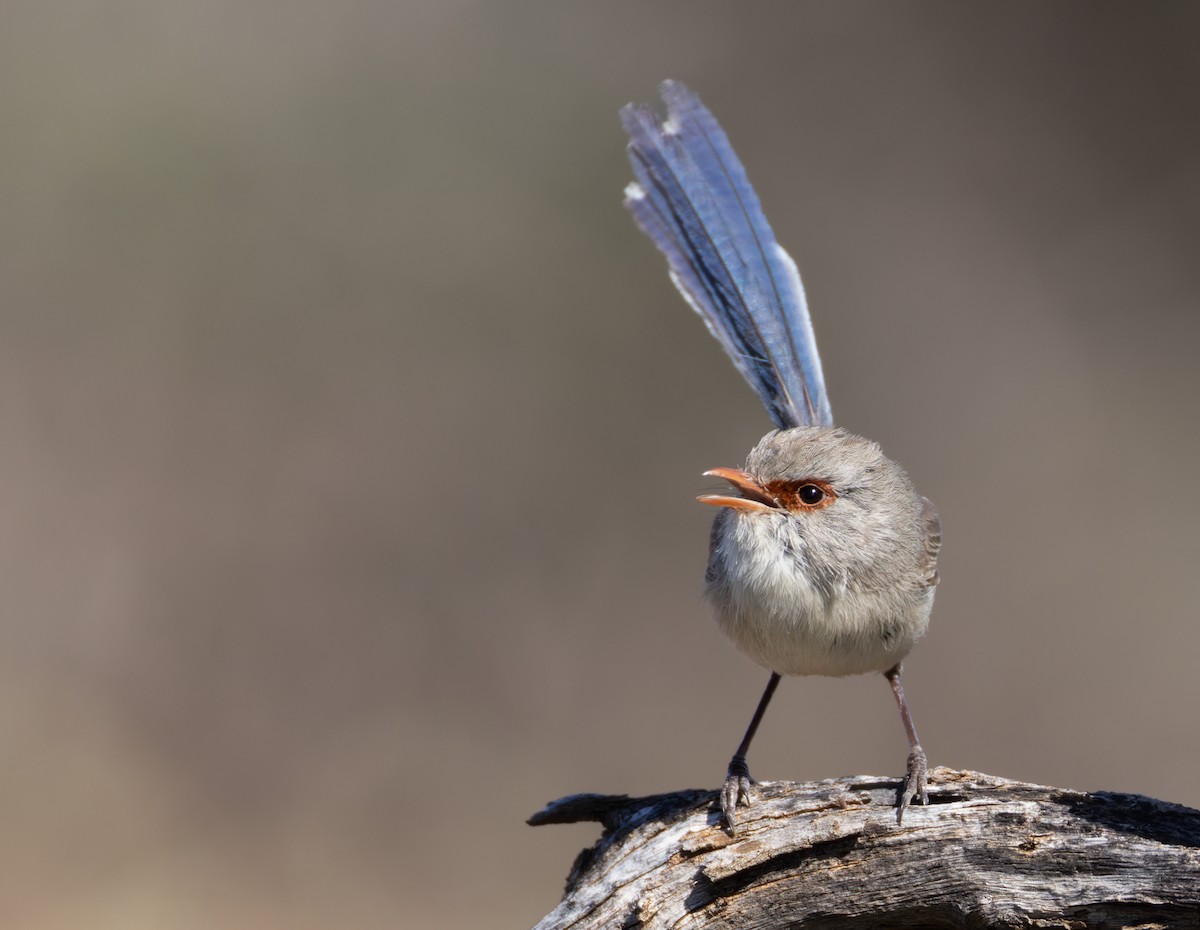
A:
[885,663,928,823]
[721,672,781,835]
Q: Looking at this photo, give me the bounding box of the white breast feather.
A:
[710,513,930,677]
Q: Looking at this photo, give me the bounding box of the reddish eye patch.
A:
[763,478,837,512]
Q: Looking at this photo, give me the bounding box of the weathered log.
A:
[528,769,1200,929]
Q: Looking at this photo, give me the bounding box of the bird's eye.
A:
[762,478,836,511]
[798,484,825,506]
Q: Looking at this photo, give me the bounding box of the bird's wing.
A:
[918,496,942,588]
[621,80,832,429]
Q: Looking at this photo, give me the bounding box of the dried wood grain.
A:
[529,769,1200,929]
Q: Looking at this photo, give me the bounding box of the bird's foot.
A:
[895,745,928,823]
[721,754,755,835]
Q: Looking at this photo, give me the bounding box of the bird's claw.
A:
[895,745,928,823]
[721,754,755,835]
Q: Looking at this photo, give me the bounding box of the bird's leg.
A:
[722,672,781,835]
[885,663,928,823]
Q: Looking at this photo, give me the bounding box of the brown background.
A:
[2,2,1198,928]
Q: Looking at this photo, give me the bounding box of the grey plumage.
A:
[704,428,939,679]
[621,82,941,833]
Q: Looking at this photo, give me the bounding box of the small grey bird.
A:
[621,82,941,834]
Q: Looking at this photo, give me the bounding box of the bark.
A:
[528,769,1200,929]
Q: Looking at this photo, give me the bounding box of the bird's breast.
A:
[705,511,932,677]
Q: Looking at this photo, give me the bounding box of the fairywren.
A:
[621,82,941,834]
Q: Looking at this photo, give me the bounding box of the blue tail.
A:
[621,81,832,429]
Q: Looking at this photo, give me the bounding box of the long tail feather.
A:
[621,81,832,429]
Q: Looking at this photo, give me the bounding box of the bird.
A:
[620,81,941,835]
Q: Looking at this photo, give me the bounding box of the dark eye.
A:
[798,484,825,506]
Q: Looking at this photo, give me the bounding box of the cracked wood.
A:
[528,769,1200,929]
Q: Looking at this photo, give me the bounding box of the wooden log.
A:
[528,769,1200,929]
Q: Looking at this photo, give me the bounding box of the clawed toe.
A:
[895,746,928,823]
[721,755,755,835]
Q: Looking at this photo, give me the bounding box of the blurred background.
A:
[2,2,1199,927]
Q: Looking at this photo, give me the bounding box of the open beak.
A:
[698,467,780,512]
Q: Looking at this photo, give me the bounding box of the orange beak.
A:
[698,467,780,512]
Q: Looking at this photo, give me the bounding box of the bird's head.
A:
[700,427,923,567]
